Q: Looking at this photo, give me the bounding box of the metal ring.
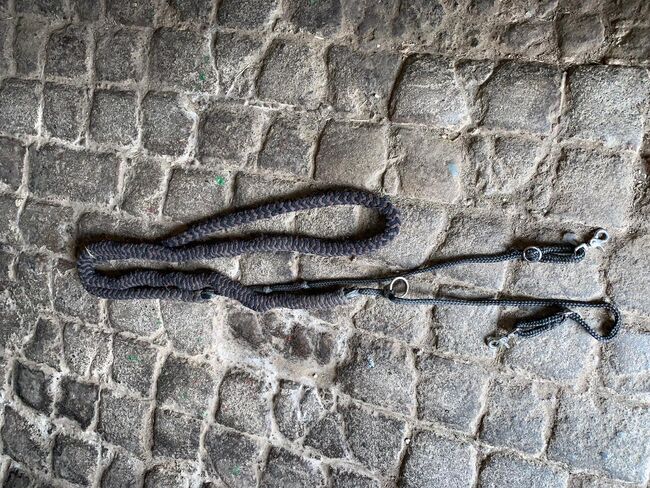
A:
[523,246,542,262]
[594,228,610,243]
[389,277,409,298]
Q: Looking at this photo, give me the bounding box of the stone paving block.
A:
[71,0,100,20]
[546,148,633,229]
[144,463,193,487]
[111,335,158,397]
[204,424,261,486]
[341,402,405,473]
[285,0,342,36]
[354,298,431,344]
[45,25,88,79]
[90,90,138,146]
[19,201,74,253]
[609,234,650,315]
[101,451,144,488]
[53,261,100,322]
[314,121,386,190]
[199,104,265,164]
[159,300,215,355]
[214,31,265,97]
[163,168,231,223]
[121,158,166,216]
[0,195,18,244]
[3,467,32,488]
[567,475,633,488]
[217,0,277,29]
[390,126,462,203]
[1,406,48,470]
[217,369,271,436]
[600,328,650,397]
[327,45,400,117]
[166,0,212,22]
[42,83,87,141]
[15,253,50,308]
[95,28,146,83]
[13,361,52,414]
[391,0,444,41]
[142,92,193,156]
[416,354,489,432]
[30,145,120,205]
[257,113,316,177]
[0,248,13,282]
[55,376,98,429]
[400,430,477,488]
[260,447,324,487]
[329,467,379,488]
[98,390,151,455]
[14,17,47,76]
[478,453,568,488]
[151,28,214,92]
[23,317,62,369]
[303,413,347,458]
[62,322,110,378]
[548,392,650,483]
[337,334,414,414]
[108,299,162,337]
[273,380,330,440]
[15,0,64,15]
[239,251,296,285]
[563,66,649,150]
[107,0,156,26]
[156,355,215,417]
[0,79,39,136]
[390,55,468,128]
[558,14,604,59]
[0,137,24,190]
[480,376,553,454]
[257,39,326,107]
[52,433,98,485]
[153,408,202,460]
[500,21,556,58]
[608,26,650,63]
[480,62,561,134]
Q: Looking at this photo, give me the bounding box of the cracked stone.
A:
[111,335,158,396]
[95,28,145,82]
[108,299,162,337]
[329,467,379,488]
[156,355,215,417]
[204,424,261,486]
[480,376,553,455]
[600,327,650,398]
[478,453,568,488]
[285,0,342,36]
[260,447,324,487]
[153,408,202,460]
[0,137,24,190]
[62,322,110,378]
[390,126,462,204]
[390,55,468,128]
[163,168,231,223]
[558,15,604,58]
[217,369,271,436]
[144,463,191,487]
[258,113,316,177]
[56,376,98,429]
[416,354,489,432]
[98,390,151,455]
[52,434,98,485]
[273,380,330,440]
[121,158,166,216]
[19,201,74,253]
[15,253,50,308]
[217,0,277,29]
[2,407,48,470]
[392,0,444,41]
[43,83,87,141]
[0,79,39,136]
[142,92,193,156]
[608,26,650,62]
[54,261,101,322]
[563,65,649,150]
[214,31,264,97]
[3,467,32,488]
[45,25,88,79]
[609,235,650,315]
[480,61,561,134]
[401,430,477,488]
[90,90,138,146]
[14,18,48,76]
[160,300,216,355]
[101,451,143,488]
[24,317,63,369]
[354,298,431,344]
[13,361,52,414]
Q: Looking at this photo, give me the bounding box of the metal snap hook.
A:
[486,332,515,350]
[388,277,409,298]
[575,228,610,256]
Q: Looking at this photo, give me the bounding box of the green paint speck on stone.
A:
[215,175,226,186]
[198,72,206,82]
[127,354,139,362]
[231,465,242,476]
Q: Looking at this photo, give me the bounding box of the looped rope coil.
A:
[77,189,621,348]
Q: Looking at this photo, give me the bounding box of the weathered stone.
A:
[480,376,553,454]
[13,361,52,414]
[217,0,277,29]
[168,0,213,22]
[214,31,265,97]
[121,158,166,216]
[15,0,65,15]
[327,45,400,117]
[62,322,110,378]
[480,62,561,134]
[14,18,48,76]
[163,168,231,223]
[337,334,414,414]
[285,0,341,36]
[217,369,271,436]
[204,424,261,486]
[314,121,385,190]
[341,403,405,473]
[478,453,568,488]
[142,92,193,156]
[0,195,19,244]
[354,298,431,344]
[2,407,48,470]
[0,79,39,136]
[19,201,74,253]
[600,328,650,398]
[156,355,215,417]
[150,28,214,91]
[159,300,216,355]
[548,392,650,483]
[42,83,87,141]
[45,25,88,79]
[563,66,649,149]
[304,413,347,458]
[500,21,556,58]
[153,408,202,459]
[107,0,156,26]
[112,335,158,396]
[52,434,98,485]
[257,39,326,107]
[258,113,316,177]
[23,317,63,369]
[401,430,477,488]
[609,234,650,315]
[71,0,100,20]
[101,451,143,488]
[30,145,120,205]
[390,127,462,203]
[390,55,468,128]
[568,475,634,488]
[273,380,331,440]
[0,137,24,190]
[53,261,101,322]
[95,28,146,82]
[90,90,138,146]
[608,26,650,63]
[558,15,604,59]
[260,447,324,487]
[546,148,633,229]
[143,463,191,487]
[3,467,32,488]
[56,376,98,429]
[329,467,379,488]
[391,0,444,41]
[98,390,151,455]
[240,251,296,285]
[108,299,162,336]
[15,253,50,308]
[416,355,488,432]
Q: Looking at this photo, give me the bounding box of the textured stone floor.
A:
[1,0,650,486]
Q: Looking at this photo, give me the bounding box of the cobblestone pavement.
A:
[0,0,649,486]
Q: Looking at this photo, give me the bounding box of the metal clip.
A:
[486,332,516,350]
[388,277,409,298]
[575,228,610,256]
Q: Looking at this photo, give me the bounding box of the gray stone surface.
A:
[478,453,568,488]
